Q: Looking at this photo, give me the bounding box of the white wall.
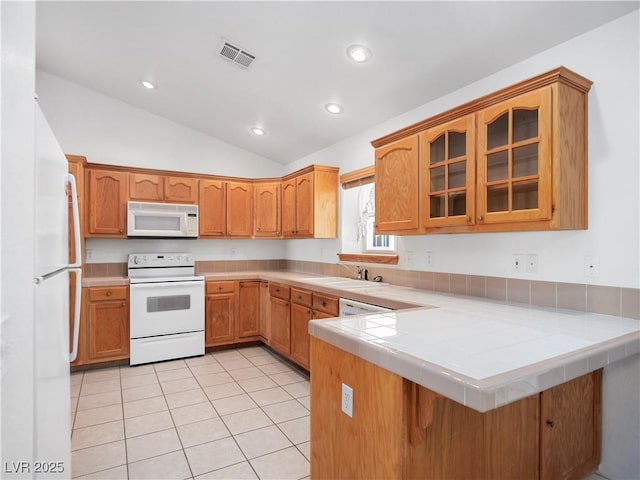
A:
[36,70,286,179]
[85,238,286,264]
[290,11,640,290]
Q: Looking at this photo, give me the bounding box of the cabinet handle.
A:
[322,301,327,307]
[257,227,261,231]
[119,229,123,233]
[121,302,125,307]
[276,231,280,235]
[465,215,471,222]
[546,419,554,428]
[477,215,483,222]
[106,290,112,296]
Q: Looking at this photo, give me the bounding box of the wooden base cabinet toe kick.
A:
[310,338,602,480]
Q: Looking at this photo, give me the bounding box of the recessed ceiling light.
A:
[141,80,156,89]
[325,103,343,114]
[251,127,266,136]
[346,44,372,63]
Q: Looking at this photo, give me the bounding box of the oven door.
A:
[130,280,204,338]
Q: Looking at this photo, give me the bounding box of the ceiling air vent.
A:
[218,40,256,70]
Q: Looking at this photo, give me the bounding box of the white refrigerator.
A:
[30,103,81,477]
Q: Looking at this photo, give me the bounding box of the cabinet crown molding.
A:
[371,66,592,148]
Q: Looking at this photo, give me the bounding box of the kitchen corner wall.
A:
[289,10,640,292]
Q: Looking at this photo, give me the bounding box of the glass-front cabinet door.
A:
[477,87,552,224]
[420,115,475,228]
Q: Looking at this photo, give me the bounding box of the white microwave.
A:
[127,202,199,238]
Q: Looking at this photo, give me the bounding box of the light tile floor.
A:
[70,346,311,479]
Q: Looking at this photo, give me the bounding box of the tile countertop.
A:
[308,288,640,413]
[82,270,640,413]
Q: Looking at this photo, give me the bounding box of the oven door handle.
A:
[130,281,204,289]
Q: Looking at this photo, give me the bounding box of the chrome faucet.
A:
[356,266,363,280]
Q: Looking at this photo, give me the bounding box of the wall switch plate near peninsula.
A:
[512,254,524,272]
[341,383,353,418]
[584,255,600,278]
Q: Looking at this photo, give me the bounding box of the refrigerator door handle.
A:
[69,267,82,363]
[66,173,82,268]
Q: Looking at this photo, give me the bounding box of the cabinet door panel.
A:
[88,300,129,361]
[238,281,260,338]
[259,281,271,342]
[199,179,226,236]
[227,182,253,237]
[477,87,552,225]
[295,173,314,236]
[165,176,198,203]
[421,115,476,228]
[281,179,297,237]
[540,370,601,480]
[375,136,420,232]
[205,294,235,346]
[255,183,281,237]
[129,173,164,201]
[88,169,128,236]
[290,302,312,369]
[269,296,290,355]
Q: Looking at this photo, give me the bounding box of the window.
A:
[359,185,395,253]
[366,216,395,252]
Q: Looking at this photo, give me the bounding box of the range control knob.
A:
[132,256,141,264]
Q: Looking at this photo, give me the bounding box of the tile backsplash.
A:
[83,259,640,320]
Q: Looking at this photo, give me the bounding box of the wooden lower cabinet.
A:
[238,281,260,338]
[86,286,129,363]
[259,281,271,343]
[205,281,236,346]
[290,301,313,369]
[269,296,291,356]
[311,337,602,480]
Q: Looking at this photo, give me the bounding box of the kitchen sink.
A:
[302,277,388,287]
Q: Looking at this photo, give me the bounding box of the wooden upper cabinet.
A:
[129,173,164,201]
[87,168,128,237]
[476,88,552,225]
[421,115,476,228]
[226,181,253,237]
[281,178,297,237]
[295,172,314,236]
[254,182,281,237]
[372,67,591,235]
[282,166,339,238]
[199,179,226,237]
[199,180,252,237]
[375,135,420,233]
[130,173,198,203]
[164,176,198,203]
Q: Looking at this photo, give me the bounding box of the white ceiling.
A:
[36,1,638,165]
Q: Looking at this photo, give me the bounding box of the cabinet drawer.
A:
[89,286,128,302]
[291,288,312,307]
[313,293,339,316]
[206,281,236,294]
[269,283,290,300]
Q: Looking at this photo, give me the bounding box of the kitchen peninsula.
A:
[308,287,639,480]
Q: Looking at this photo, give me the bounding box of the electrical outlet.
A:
[526,254,538,273]
[230,248,237,257]
[406,251,414,266]
[584,255,600,278]
[85,249,94,261]
[512,254,524,272]
[341,383,353,418]
[425,251,433,267]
